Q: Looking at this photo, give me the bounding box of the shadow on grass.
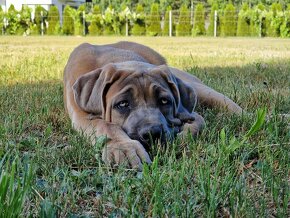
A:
[187,59,290,114]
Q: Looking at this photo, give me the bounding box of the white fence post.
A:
[190,0,193,25]
[259,17,262,38]
[126,17,128,36]
[214,10,217,37]
[83,11,86,36]
[169,10,172,37]
[1,18,4,35]
[41,11,44,36]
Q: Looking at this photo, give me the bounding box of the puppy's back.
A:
[108,41,167,66]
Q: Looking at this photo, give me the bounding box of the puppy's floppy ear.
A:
[155,65,197,122]
[72,64,120,118]
[175,77,197,116]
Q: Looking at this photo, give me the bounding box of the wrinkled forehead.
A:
[107,71,171,99]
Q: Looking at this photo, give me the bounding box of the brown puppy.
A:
[64,41,242,170]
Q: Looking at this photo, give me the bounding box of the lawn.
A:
[0,36,289,217]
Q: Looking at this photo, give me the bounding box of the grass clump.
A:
[0,153,34,217]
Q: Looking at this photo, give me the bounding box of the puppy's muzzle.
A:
[138,124,165,146]
[123,108,175,149]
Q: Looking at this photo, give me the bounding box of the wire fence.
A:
[0,9,285,37]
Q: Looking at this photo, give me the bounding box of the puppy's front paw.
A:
[179,114,205,137]
[102,139,152,171]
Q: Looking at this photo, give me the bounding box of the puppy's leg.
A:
[193,82,243,114]
[66,90,151,170]
[169,67,243,114]
[74,111,151,170]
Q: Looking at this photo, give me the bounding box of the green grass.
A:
[0,36,289,217]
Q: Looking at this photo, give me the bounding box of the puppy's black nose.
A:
[140,125,163,142]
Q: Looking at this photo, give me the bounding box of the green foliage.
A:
[0,154,34,217]
[0,6,4,34]
[5,4,32,35]
[47,5,60,35]
[1,2,290,37]
[221,3,237,36]
[162,6,173,36]
[31,5,47,35]
[62,5,75,35]
[131,4,146,36]
[207,3,219,36]
[118,6,131,35]
[176,4,191,36]
[250,3,267,37]
[146,3,161,36]
[237,4,251,36]
[88,5,102,36]
[244,108,267,139]
[192,3,206,36]
[19,6,32,35]
[280,5,290,38]
[159,0,177,11]
[6,5,20,35]
[74,4,86,36]
[102,6,116,35]
[100,4,131,36]
[265,3,283,37]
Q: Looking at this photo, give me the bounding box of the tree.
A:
[6,5,20,35]
[176,4,191,36]
[280,4,290,38]
[19,5,32,35]
[221,3,237,36]
[0,6,4,34]
[146,3,161,36]
[32,5,47,35]
[88,5,102,36]
[102,6,116,35]
[159,0,176,11]
[207,3,219,36]
[250,3,266,37]
[119,5,131,35]
[131,4,146,36]
[265,2,283,37]
[47,5,60,35]
[62,5,75,35]
[74,4,86,35]
[192,3,206,36]
[159,0,183,11]
[237,3,251,36]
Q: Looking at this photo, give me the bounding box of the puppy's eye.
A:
[115,100,129,109]
[160,98,171,105]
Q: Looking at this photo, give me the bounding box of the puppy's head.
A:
[73,62,197,148]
